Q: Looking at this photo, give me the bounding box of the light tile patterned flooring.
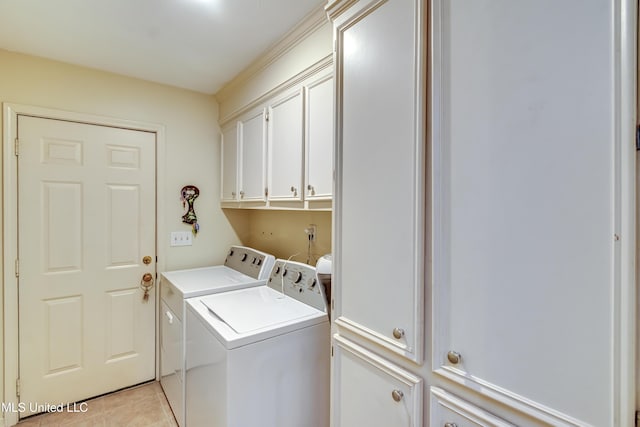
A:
[16,381,178,427]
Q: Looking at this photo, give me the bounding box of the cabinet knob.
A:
[444,423,458,427]
[231,191,236,197]
[447,351,461,365]
[392,328,405,339]
[239,190,245,198]
[391,389,404,402]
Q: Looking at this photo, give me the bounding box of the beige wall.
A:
[240,210,331,263]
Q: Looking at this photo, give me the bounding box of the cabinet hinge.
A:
[331,298,334,311]
[16,378,20,397]
[331,346,334,357]
[636,126,640,151]
[15,259,19,278]
[265,188,268,197]
[636,410,639,427]
[14,138,20,156]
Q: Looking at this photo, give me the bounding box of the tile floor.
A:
[16,381,178,427]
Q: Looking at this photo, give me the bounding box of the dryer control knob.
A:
[294,272,303,283]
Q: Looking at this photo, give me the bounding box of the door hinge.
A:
[16,378,20,397]
[15,259,19,278]
[636,410,639,427]
[331,298,334,311]
[265,111,269,122]
[636,126,640,151]
[14,138,20,156]
[331,346,334,357]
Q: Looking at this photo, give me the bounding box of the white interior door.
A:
[17,115,156,417]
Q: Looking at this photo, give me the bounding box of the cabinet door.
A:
[267,89,304,201]
[220,122,238,202]
[430,388,515,427]
[332,335,422,427]
[334,0,426,362]
[431,1,633,426]
[305,75,333,200]
[238,109,267,202]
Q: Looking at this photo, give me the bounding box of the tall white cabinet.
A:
[330,0,426,424]
[328,0,636,426]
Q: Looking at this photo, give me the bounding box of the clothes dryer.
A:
[160,246,275,427]
[185,259,329,427]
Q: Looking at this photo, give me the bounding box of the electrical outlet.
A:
[306,224,317,241]
[170,231,192,246]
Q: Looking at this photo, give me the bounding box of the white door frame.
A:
[1,103,166,427]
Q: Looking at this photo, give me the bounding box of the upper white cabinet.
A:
[267,88,305,202]
[305,75,334,201]
[237,108,267,202]
[220,68,334,210]
[332,0,426,362]
[220,122,239,202]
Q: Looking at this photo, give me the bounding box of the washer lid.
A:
[161,265,264,298]
[200,287,322,334]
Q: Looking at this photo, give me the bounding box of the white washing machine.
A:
[185,259,330,427]
[160,246,275,427]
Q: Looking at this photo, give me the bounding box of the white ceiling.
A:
[0,0,325,94]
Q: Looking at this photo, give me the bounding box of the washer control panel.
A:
[224,246,275,280]
[267,259,327,312]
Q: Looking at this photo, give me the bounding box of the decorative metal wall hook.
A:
[180,185,200,234]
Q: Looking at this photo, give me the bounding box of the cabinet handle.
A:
[391,389,404,402]
[239,190,245,198]
[290,186,297,196]
[165,311,174,325]
[447,351,461,365]
[231,191,236,197]
[444,423,458,427]
[392,328,405,339]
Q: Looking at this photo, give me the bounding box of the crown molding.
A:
[325,0,359,21]
[215,4,330,102]
[219,53,333,126]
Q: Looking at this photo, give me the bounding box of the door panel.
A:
[268,89,304,201]
[238,109,267,201]
[17,115,156,417]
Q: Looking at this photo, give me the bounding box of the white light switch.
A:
[170,231,192,247]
